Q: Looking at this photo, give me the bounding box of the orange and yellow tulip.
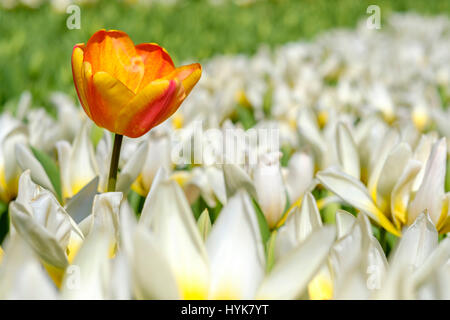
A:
[71,30,201,138]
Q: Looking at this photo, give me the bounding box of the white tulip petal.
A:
[108,252,132,300]
[61,229,110,300]
[275,192,322,261]
[256,226,335,300]
[205,166,227,205]
[367,129,399,202]
[30,191,75,250]
[284,152,314,204]
[64,176,99,224]
[9,201,68,269]
[140,180,209,299]
[297,107,327,158]
[222,163,257,200]
[253,153,287,229]
[335,209,356,239]
[207,190,265,299]
[412,133,438,191]
[375,213,438,299]
[408,138,447,225]
[332,213,387,298]
[376,143,412,210]
[15,169,43,212]
[141,134,172,192]
[317,167,400,236]
[3,125,27,184]
[140,166,168,221]
[116,141,148,194]
[390,159,422,228]
[132,226,180,300]
[0,235,58,300]
[90,192,123,247]
[118,199,138,257]
[336,122,360,179]
[410,238,450,299]
[15,143,55,194]
[68,122,99,197]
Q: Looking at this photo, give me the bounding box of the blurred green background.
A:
[1,0,449,110]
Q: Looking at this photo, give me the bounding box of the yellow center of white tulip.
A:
[412,107,428,132]
[307,272,333,300]
[0,164,7,202]
[175,271,209,300]
[317,110,329,128]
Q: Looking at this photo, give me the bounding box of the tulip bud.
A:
[253,152,287,228]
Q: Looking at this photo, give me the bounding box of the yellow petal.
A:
[92,71,135,131]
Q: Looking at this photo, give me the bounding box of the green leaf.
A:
[197,209,211,241]
[0,200,8,245]
[262,83,273,117]
[280,144,293,167]
[30,146,62,202]
[236,105,256,130]
[127,189,145,216]
[265,230,277,273]
[321,202,339,224]
[191,196,223,223]
[252,198,271,246]
[385,231,399,257]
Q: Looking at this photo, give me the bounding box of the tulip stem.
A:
[107,133,123,192]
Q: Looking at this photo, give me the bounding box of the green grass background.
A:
[0,0,449,110]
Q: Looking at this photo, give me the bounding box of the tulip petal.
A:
[15,144,56,194]
[84,30,144,92]
[64,176,99,224]
[118,79,179,137]
[89,192,123,253]
[132,226,180,300]
[335,209,356,239]
[135,43,175,90]
[92,71,135,132]
[222,163,257,200]
[62,122,99,199]
[116,141,149,194]
[61,229,111,299]
[285,152,314,204]
[412,133,438,191]
[275,192,322,261]
[375,213,438,299]
[408,138,447,225]
[207,190,265,299]
[9,201,68,269]
[0,236,58,299]
[367,129,399,204]
[317,167,400,236]
[256,226,335,300]
[163,63,202,96]
[297,108,327,162]
[336,122,360,179]
[376,142,412,212]
[390,160,422,228]
[71,44,91,118]
[410,238,450,299]
[140,180,209,299]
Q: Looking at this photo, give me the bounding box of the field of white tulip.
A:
[0,12,449,300]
